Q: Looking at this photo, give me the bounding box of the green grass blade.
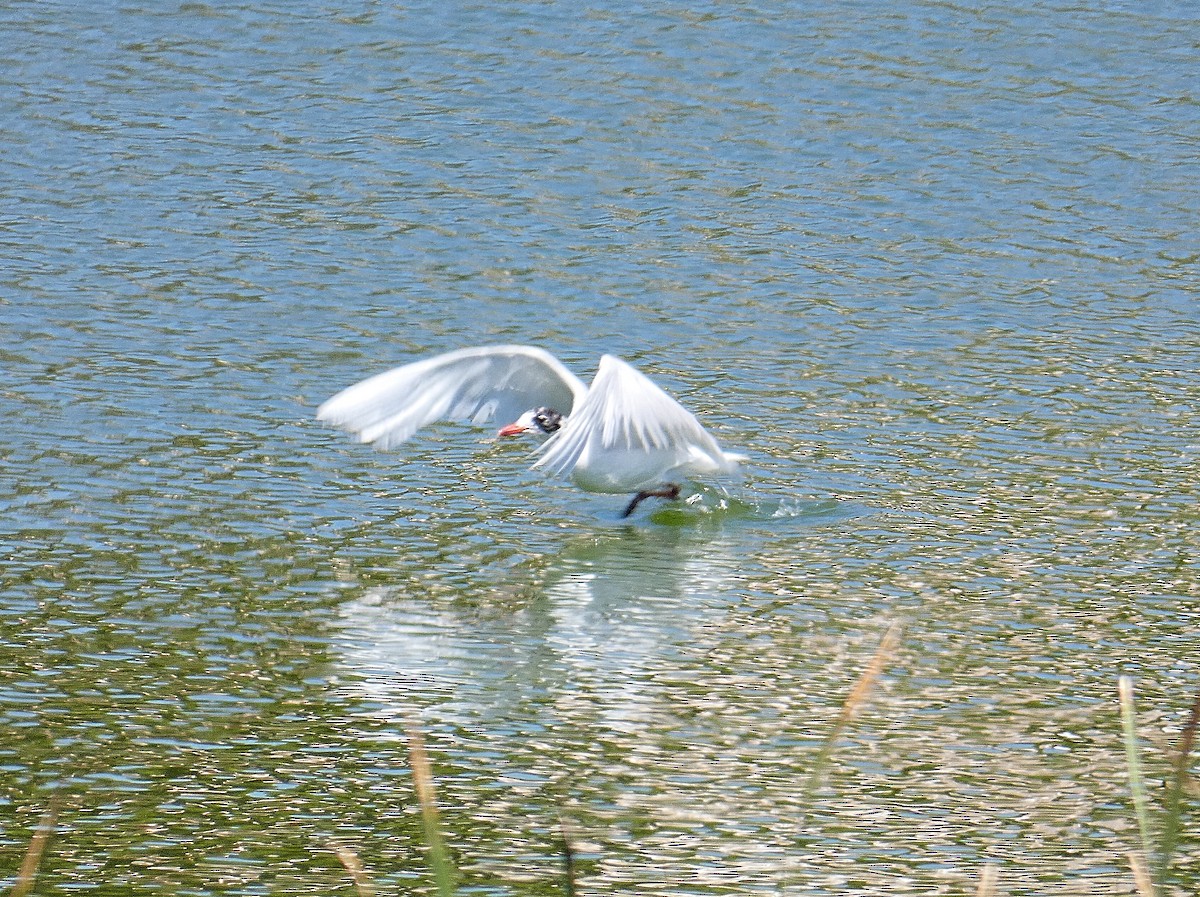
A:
[1118,675,1157,897]
[408,724,458,897]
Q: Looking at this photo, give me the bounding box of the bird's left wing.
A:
[317,345,588,449]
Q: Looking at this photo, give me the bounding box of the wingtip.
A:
[315,392,353,425]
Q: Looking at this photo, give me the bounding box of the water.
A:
[2,1,1198,894]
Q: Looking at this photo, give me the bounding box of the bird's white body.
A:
[317,345,745,500]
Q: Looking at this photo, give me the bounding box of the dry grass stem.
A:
[407,722,457,897]
[1128,849,1156,897]
[331,842,376,897]
[803,623,902,802]
[12,800,59,897]
[830,622,902,740]
[974,862,999,897]
[408,725,438,819]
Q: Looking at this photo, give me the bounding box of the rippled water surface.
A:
[2,2,1198,895]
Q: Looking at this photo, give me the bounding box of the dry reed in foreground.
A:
[408,722,458,897]
[10,798,58,897]
[973,862,999,897]
[803,621,902,800]
[331,841,376,897]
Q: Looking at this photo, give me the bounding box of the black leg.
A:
[621,483,682,518]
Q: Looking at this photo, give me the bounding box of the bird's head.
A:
[498,406,564,437]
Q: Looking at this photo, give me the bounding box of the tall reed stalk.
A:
[332,843,376,897]
[11,800,59,897]
[408,723,459,897]
[974,862,999,897]
[1119,675,1157,897]
[804,623,902,800]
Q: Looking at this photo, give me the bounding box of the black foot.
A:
[621,483,682,518]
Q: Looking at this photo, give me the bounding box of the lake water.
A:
[2,1,1198,894]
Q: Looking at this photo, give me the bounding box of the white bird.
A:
[316,345,746,517]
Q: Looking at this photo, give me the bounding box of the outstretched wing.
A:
[534,355,738,493]
[317,345,588,449]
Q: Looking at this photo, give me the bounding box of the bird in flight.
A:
[317,345,746,517]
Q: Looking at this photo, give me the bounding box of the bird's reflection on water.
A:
[336,523,734,716]
[334,490,852,735]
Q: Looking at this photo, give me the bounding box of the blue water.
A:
[2,2,1197,895]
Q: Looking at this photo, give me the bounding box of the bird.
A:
[316,345,746,517]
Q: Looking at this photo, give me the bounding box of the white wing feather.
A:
[534,355,739,493]
[317,345,588,449]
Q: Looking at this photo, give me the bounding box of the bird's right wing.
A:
[534,355,733,491]
[317,345,588,449]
